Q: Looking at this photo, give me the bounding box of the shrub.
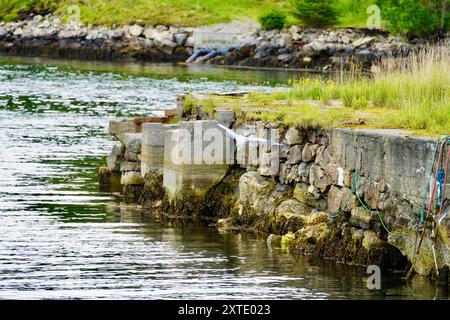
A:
[377,0,445,37]
[292,0,340,27]
[259,10,287,30]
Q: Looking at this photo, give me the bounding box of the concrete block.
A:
[142,123,165,147]
[163,121,234,200]
[123,133,142,154]
[216,109,235,128]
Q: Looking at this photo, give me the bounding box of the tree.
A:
[292,0,340,27]
[377,0,447,37]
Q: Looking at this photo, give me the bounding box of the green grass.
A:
[193,45,450,136]
[0,0,375,27]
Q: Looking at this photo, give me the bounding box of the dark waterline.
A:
[0,55,447,299]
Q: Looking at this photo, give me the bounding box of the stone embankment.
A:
[1,14,444,71]
[98,93,450,280]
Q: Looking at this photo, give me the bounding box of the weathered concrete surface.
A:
[330,128,450,205]
[163,121,234,201]
[141,123,169,176]
[215,109,235,128]
[109,117,169,142]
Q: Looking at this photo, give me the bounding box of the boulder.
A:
[362,230,383,250]
[364,181,381,210]
[106,144,124,172]
[258,152,280,176]
[238,171,276,215]
[352,36,375,48]
[293,183,318,208]
[325,163,339,185]
[121,171,145,186]
[341,187,357,212]
[287,145,302,164]
[315,145,331,169]
[302,143,318,163]
[123,133,142,154]
[297,162,311,182]
[120,161,141,172]
[295,223,328,244]
[309,164,329,192]
[173,32,188,46]
[276,199,308,219]
[129,24,144,37]
[350,207,373,229]
[285,127,304,145]
[327,186,343,213]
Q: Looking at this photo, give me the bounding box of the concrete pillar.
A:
[141,123,179,177]
[163,120,235,201]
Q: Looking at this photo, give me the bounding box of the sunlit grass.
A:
[198,45,450,136]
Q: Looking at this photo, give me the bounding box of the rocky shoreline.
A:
[2,15,447,71]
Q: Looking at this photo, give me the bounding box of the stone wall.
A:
[98,99,450,279]
[0,15,194,61]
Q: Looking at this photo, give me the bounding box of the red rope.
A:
[415,140,446,256]
[439,149,450,210]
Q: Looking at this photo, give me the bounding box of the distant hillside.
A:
[0,0,372,27]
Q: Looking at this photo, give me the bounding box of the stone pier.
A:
[99,101,449,278]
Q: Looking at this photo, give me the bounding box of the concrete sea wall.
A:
[98,95,449,280]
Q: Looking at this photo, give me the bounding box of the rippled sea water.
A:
[0,56,447,300]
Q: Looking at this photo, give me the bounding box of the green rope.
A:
[329,190,352,218]
[353,172,391,234]
[329,171,355,219]
[329,135,450,233]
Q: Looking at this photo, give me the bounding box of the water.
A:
[0,56,447,300]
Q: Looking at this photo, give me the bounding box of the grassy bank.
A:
[193,45,449,136]
[0,0,373,27]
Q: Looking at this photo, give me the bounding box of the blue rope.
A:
[436,168,445,208]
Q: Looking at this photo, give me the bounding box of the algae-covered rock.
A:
[267,234,282,247]
[362,230,383,250]
[238,171,276,216]
[295,223,328,245]
[217,218,233,230]
[121,171,145,186]
[273,199,308,233]
[281,232,295,249]
[350,207,373,229]
[388,228,449,276]
[293,183,318,208]
[306,211,329,225]
[98,166,121,186]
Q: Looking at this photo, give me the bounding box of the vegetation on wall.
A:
[211,45,449,135]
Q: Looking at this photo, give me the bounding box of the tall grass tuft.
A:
[288,44,450,135]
